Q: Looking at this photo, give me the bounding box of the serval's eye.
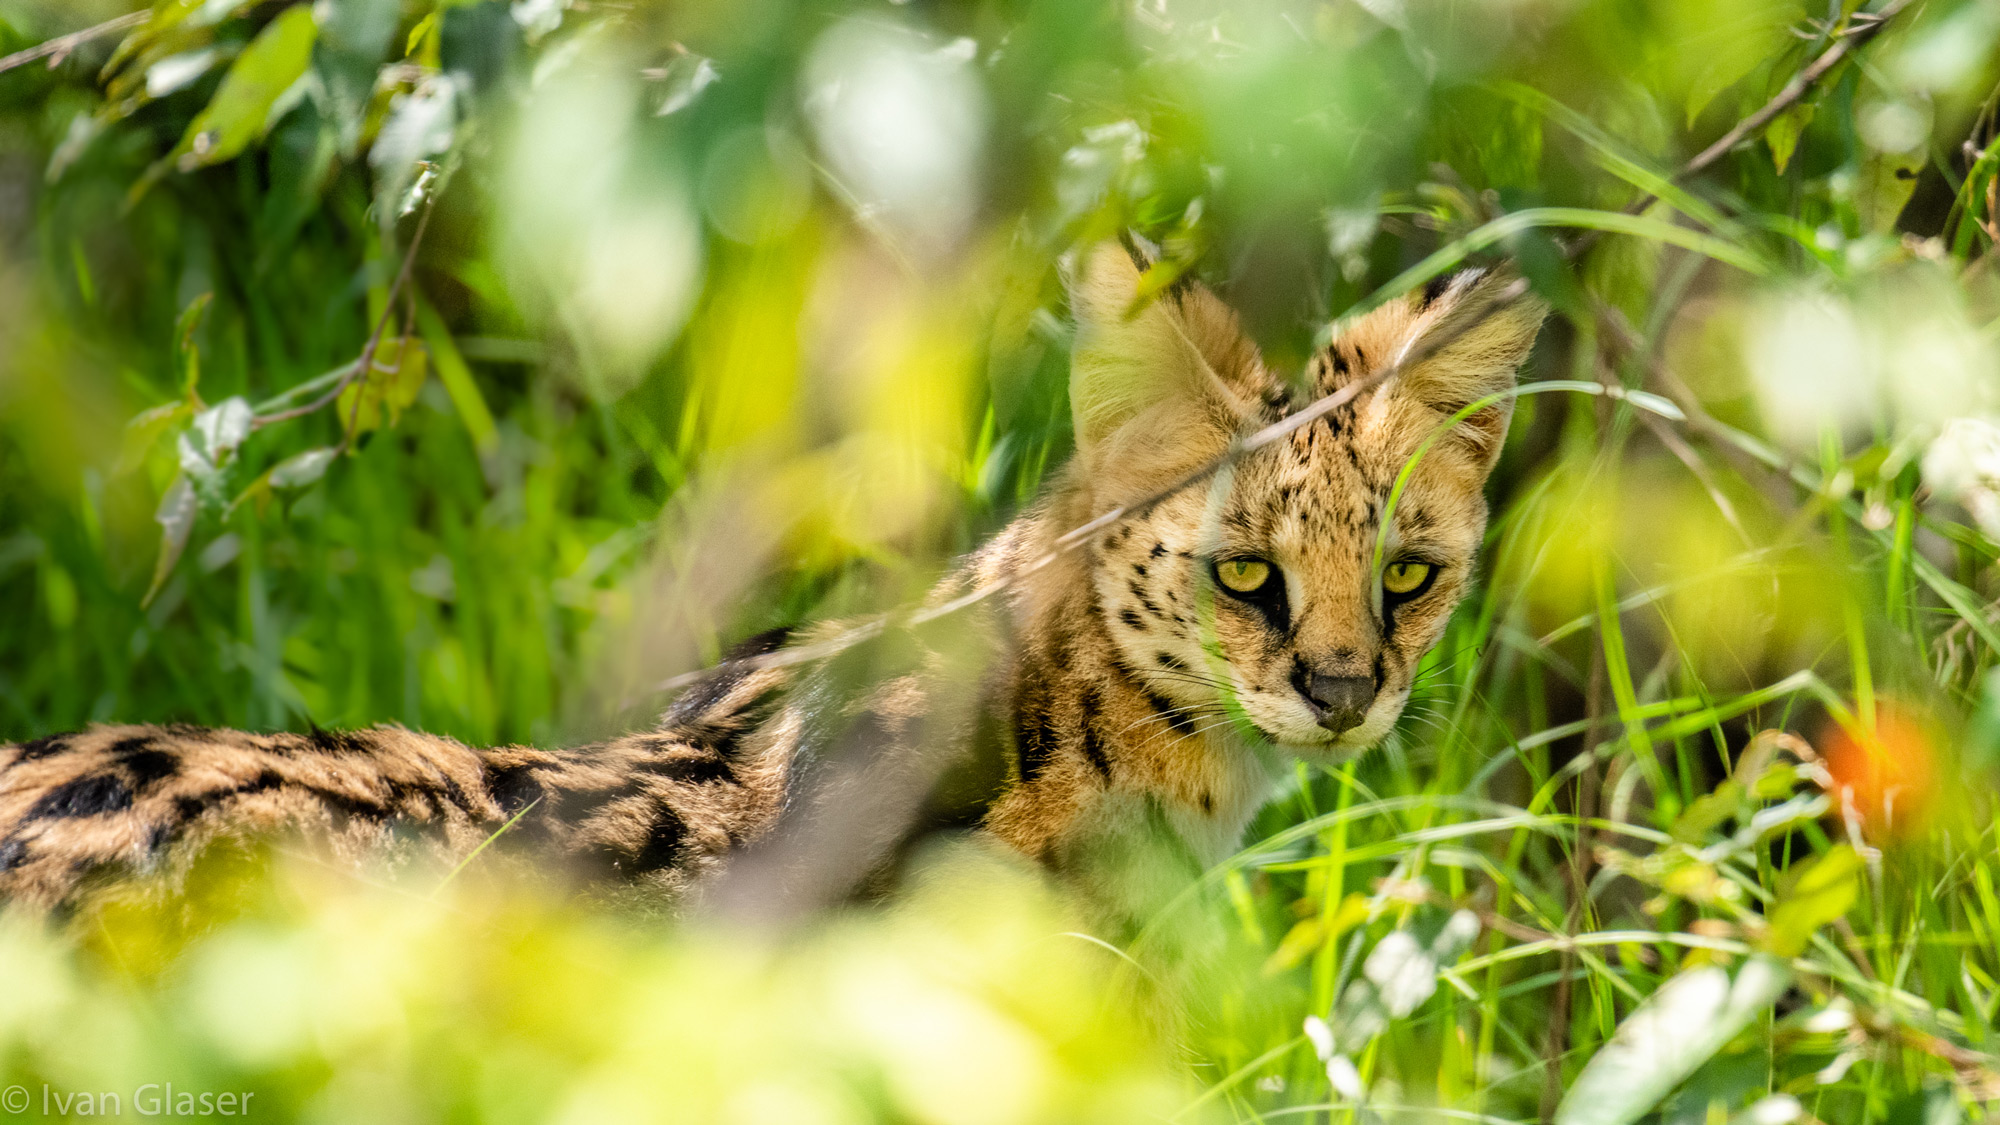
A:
[1214,558,1274,594]
[1382,560,1435,597]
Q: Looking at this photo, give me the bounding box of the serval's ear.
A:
[1312,268,1546,465]
[1066,240,1269,490]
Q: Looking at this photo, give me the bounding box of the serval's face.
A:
[1069,247,1542,758]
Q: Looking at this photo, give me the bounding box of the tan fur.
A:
[0,246,1543,923]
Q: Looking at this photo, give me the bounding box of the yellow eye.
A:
[1383,560,1433,596]
[1215,559,1273,594]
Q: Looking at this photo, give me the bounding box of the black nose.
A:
[1300,673,1376,735]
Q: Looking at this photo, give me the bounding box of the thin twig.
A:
[255,195,437,429]
[0,11,145,76]
[1679,0,1916,179]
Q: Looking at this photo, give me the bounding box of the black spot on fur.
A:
[1149,542,1167,559]
[113,741,179,789]
[175,795,207,820]
[1421,272,1453,310]
[1146,693,1197,735]
[632,811,688,873]
[1329,349,1349,376]
[12,735,69,763]
[557,776,648,822]
[1155,651,1188,672]
[643,755,735,785]
[1048,628,1073,670]
[237,770,286,797]
[304,725,372,755]
[666,668,751,727]
[434,776,476,818]
[486,763,544,816]
[0,838,24,871]
[311,785,391,832]
[727,626,793,661]
[664,627,792,729]
[1133,562,1147,577]
[1014,683,1055,786]
[1199,792,1215,814]
[1128,580,1166,618]
[1119,608,1147,631]
[28,773,134,819]
[1078,689,1113,783]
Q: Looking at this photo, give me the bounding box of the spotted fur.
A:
[0,245,1543,920]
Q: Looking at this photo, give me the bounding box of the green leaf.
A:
[169,5,317,172]
[1678,0,1804,127]
[267,447,337,489]
[1763,845,1863,957]
[416,299,498,454]
[143,474,196,609]
[231,446,337,519]
[1556,955,1792,1125]
[1857,148,1926,234]
[1750,762,1800,800]
[1671,780,1744,845]
[174,291,212,398]
[1766,103,1814,174]
[115,401,194,477]
[370,76,459,218]
[336,337,429,437]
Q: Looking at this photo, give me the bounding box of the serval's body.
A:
[1,243,1543,921]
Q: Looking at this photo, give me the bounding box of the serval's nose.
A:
[1298,671,1376,735]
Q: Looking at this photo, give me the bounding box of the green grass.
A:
[4,0,2000,1122]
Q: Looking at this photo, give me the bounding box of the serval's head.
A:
[1064,241,1544,758]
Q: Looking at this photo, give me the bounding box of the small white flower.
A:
[1744,1094,1804,1125]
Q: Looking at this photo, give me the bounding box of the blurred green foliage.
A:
[5,0,2000,1122]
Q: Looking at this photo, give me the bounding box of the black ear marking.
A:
[1420,272,1454,310]
[1118,230,1159,272]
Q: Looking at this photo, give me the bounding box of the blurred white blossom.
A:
[1924,418,2000,539]
[502,53,701,397]
[803,20,988,257]
[1746,290,1871,449]
[1747,277,1998,452]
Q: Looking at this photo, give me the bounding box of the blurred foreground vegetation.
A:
[6,0,2000,1122]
